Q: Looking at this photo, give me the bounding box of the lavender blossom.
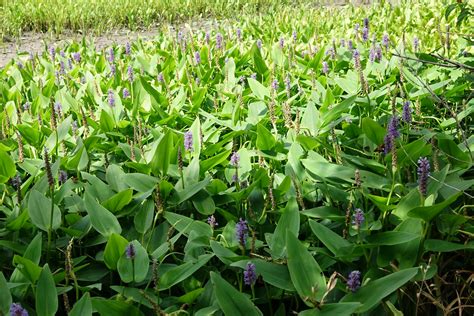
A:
[232,173,239,184]
[68,58,73,70]
[322,61,329,74]
[184,131,193,151]
[10,303,29,316]
[230,151,240,167]
[216,33,223,49]
[49,46,56,61]
[272,79,279,91]
[244,262,257,286]
[11,175,22,189]
[354,23,360,32]
[54,102,62,114]
[352,208,365,229]
[285,75,291,94]
[205,31,210,44]
[382,33,390,49]
[292,30,297,41]
[402,101,412,124]
[326,47,335,59]
[347,271,361,292]
[207,215,218,229]
[279,37,285,49]
[110,64,116,77]
[384,116,400,154]
[108,89,115,107]
[108,47,114,63]
[58,170,67,185]
[369,47,376,63]
[60,50,65,58]
[256,39,262,50]
[72,120,78,134]
[194,51,201,64]
[127,65,134,82]
[375,45,382,61]
[72,52,81,63]
[23,102,30,111]
[158,72,164,83]
[417,157,430,197]
[125,243,136,259]
[348,40,354,50]
[362,27,369,42]
[250,73,257,80]
[17,61,24,69]
[340,39,346,47]
[125,42,131,55]
[363,17,369,29]
[236,28,242,41]
[236,218,248,247]
[60,60,65,75]
[123,88,130,98]
[413,37,419,51]
[177,31,184,44]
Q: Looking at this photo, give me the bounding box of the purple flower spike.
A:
[292,30,297,41]
[205,31,210,44]
[375,45,382,61]
[354,23,360,32]
[369,47,376,63]
[108,89,115,107]
[207,215,218,229]
[362,27,369,42]
[49,46,56,61]
[348,40,354,50]
[363,17,369,29]
[340,39,346,47]
[384,116,400,154]
[402,101,412,124]
[194,51,201,64]
[123,88,130,98]
[382,33,390,49]
[413,37,419,51]
[72,52,81,63]
[236,28,242,41]
[125,42,131,55]
[216,33,223,49]
[125,243,136,259]
[279,37,285,49]
[347,271,361,292]
[272,79,279,91]
[108,47,114,64]
[352,208,365,229]
[158,72,164,83]
[127,65,134,82]
[256,39,262,50]
[417,157,430,197]
[10,303,29,316]
[230,151,240,167]
[184,131,193,151]
[58,170,67,185]
[236,218,248,247]
[322,61,329,74]
[244,262,257,286]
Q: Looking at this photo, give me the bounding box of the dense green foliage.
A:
[0,1,473,315]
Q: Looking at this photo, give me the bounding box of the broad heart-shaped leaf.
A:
[123,173,159,193]
[286,231,326,306]
[159,254,213,290]
[270,198,300,259]
[408,192,462,222]
[247,78,270,100]
[102,189,133,213]
[0,272,12,315]
[134,199,154,234]
[28,190,61,232]
[163,212,212,237]
[117,240,149,283]
[13,255,42,284]
[84,191,122,237]
[340,267,419,313]
[69,293,92,316]
[151,130,173,176]
[0,150,15,183]
[299,303,361,316]
[309,220,351,257]
[210,271,263,316]
[362,117,385,146]
[256,123,276,151]
[36,264,58,316]
[104,233,129,270]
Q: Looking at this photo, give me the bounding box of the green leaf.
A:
[102,189,133,213]
[0,150,16,183]
[159,254,213,290]
[28,190,61,232]
[248,78,270,100]
[134,199,154,234]
[231,259,295,291]
[270,198,300,258]
[91,297,144,316]
[36,264,58,316]
[117,240,149,283]
[340,267,419,312]
[299,303,361,316]
[123,173,159,192]
[104,233,129,270]
[191,190,215,215]
[256,123,276,151]
[424,240,474,252]
[70,293,92,316]
[151,130,173,176]
[408,192,462,222]
[309,220,351,256]
[13,255,42,284]
[84,191,122,237]
[210,271,263,316]
[365,231,419,245]
[286,231,326,306]
[362,118,385,146]
[0,272,12,315]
